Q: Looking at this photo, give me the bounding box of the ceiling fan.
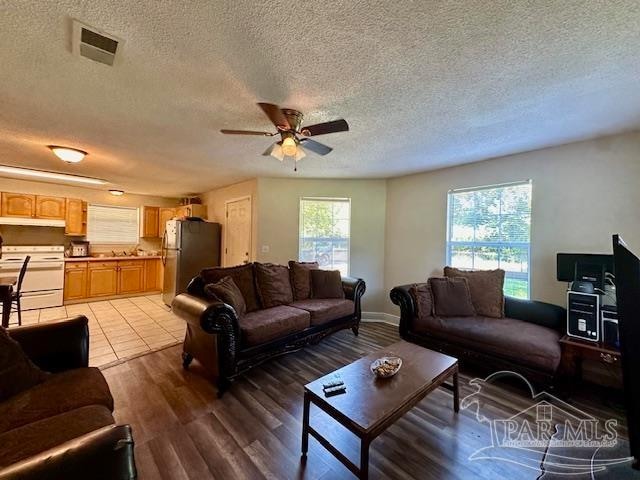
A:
[221,103,349,164]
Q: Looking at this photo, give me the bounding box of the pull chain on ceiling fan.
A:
[221,102,349,170]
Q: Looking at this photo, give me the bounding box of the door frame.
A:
[224,195,253,267]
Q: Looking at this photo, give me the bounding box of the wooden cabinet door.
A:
[1,193,36,217]
[87,262,119,297]
[35,195,66,219]
[64,263,87,301]
[175,205,189,218]
[118,261,145,294]
[65,198,86,235]
[158,208,175,236]
[141,206,160,237]
[144,259,160,291]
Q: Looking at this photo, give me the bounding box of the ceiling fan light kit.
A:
[221,102,349,169]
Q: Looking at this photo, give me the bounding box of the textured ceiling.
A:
[0,1,639,196]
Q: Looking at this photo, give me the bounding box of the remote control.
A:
[322,375,344,389]
[324,385,346,397]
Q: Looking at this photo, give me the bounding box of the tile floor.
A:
[10,295,185,368]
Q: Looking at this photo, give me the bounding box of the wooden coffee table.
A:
[301,340,459,479]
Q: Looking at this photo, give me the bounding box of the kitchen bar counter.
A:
[65,256,162,262]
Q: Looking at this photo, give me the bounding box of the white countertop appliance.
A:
[0,245,65,310]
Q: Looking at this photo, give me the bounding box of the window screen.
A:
[446,181,532,299]
[87,204,139,244]
[299,198,350,276]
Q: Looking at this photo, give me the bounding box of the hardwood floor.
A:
[103,322,627,479]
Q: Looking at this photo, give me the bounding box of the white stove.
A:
[0,245,65,310]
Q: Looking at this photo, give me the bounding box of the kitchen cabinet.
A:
[64,262,87,301]
[144,258,161,291]
[87,262,119,297]
[64,258,161,303]
[158,207,175,236]
[175,204,207,219]
[1,193,36,217]
[35,195,66,219]
[118,260,145,294]
[141,206,160,238]
[65,198,87,236]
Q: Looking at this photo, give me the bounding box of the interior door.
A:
[224,197,252,267]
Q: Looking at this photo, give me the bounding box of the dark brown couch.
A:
[172,262,366,396]
[0,316,136,480]
[390,284,567,386]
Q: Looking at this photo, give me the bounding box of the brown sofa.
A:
[0,316,136,480]
[390,282,567,386]
[172,262,366,396]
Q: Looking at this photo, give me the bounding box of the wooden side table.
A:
[559,335,621,386]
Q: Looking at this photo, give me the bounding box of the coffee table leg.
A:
[301,391,310,457]
[453,368,460,413]
[360,438,370,479]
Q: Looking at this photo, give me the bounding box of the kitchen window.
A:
[87,204,139,244]
[446,180,532,299]
[299,197,350,276]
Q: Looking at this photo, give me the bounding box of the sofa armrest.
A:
[8,316,89,372]
[505,296,566,331]
[341,276,366,301]
[390,284,417,336]
[171,293,240,336]
[0,424,136,480]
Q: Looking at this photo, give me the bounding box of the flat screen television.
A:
[612,234,640,469]
[557,253,614,290]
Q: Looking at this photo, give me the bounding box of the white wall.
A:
[256,178,387,312]
[383,131,640,313]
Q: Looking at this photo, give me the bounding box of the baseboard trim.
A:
[362,311,400,326]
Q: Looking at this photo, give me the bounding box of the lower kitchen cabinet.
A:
[87,262,119,297]
[65,258,162,303]
[64,262,88,301]
[119,260,145,295]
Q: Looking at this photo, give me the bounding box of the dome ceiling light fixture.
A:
[47,145,88,163]
[220,102,348,171]
[109,189,124,196]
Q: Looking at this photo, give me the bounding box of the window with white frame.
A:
[86,204,139,244]
[299,198,350,276]
[446,181,532,299]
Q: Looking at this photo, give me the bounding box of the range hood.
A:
[0,217,65,227]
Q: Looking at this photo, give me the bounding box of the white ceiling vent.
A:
[72,20,121,66]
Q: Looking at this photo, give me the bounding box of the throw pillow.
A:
[444,267,505,318]
[288,261,319,300]
[204,276,247,318]
[409,283,433,319]
[429,277,476,317]
[311,270,345,299]
[200,263,260,312]
[0,328,49,402]
[255,263,294,308]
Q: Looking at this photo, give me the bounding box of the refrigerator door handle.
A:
[161,231,167,266]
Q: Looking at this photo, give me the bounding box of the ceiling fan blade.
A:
[301,119,349,137]
[300,138,333,156]
[221,129,275,136]
[257,103,291,130]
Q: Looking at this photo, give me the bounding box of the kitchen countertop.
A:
[65,255,162,262]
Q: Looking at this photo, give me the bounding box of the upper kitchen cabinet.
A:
[35,195,66,220]
[158,207,175,236]
[1,193,36,217]
[65,198,87,236]
[140,206,160,237]
[175,204,207,219]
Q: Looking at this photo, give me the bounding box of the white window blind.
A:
[299,198,351,276]
[87,204,139,244]
[446,181,532,299]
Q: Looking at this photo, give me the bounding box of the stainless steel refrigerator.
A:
[161,219,221,305]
